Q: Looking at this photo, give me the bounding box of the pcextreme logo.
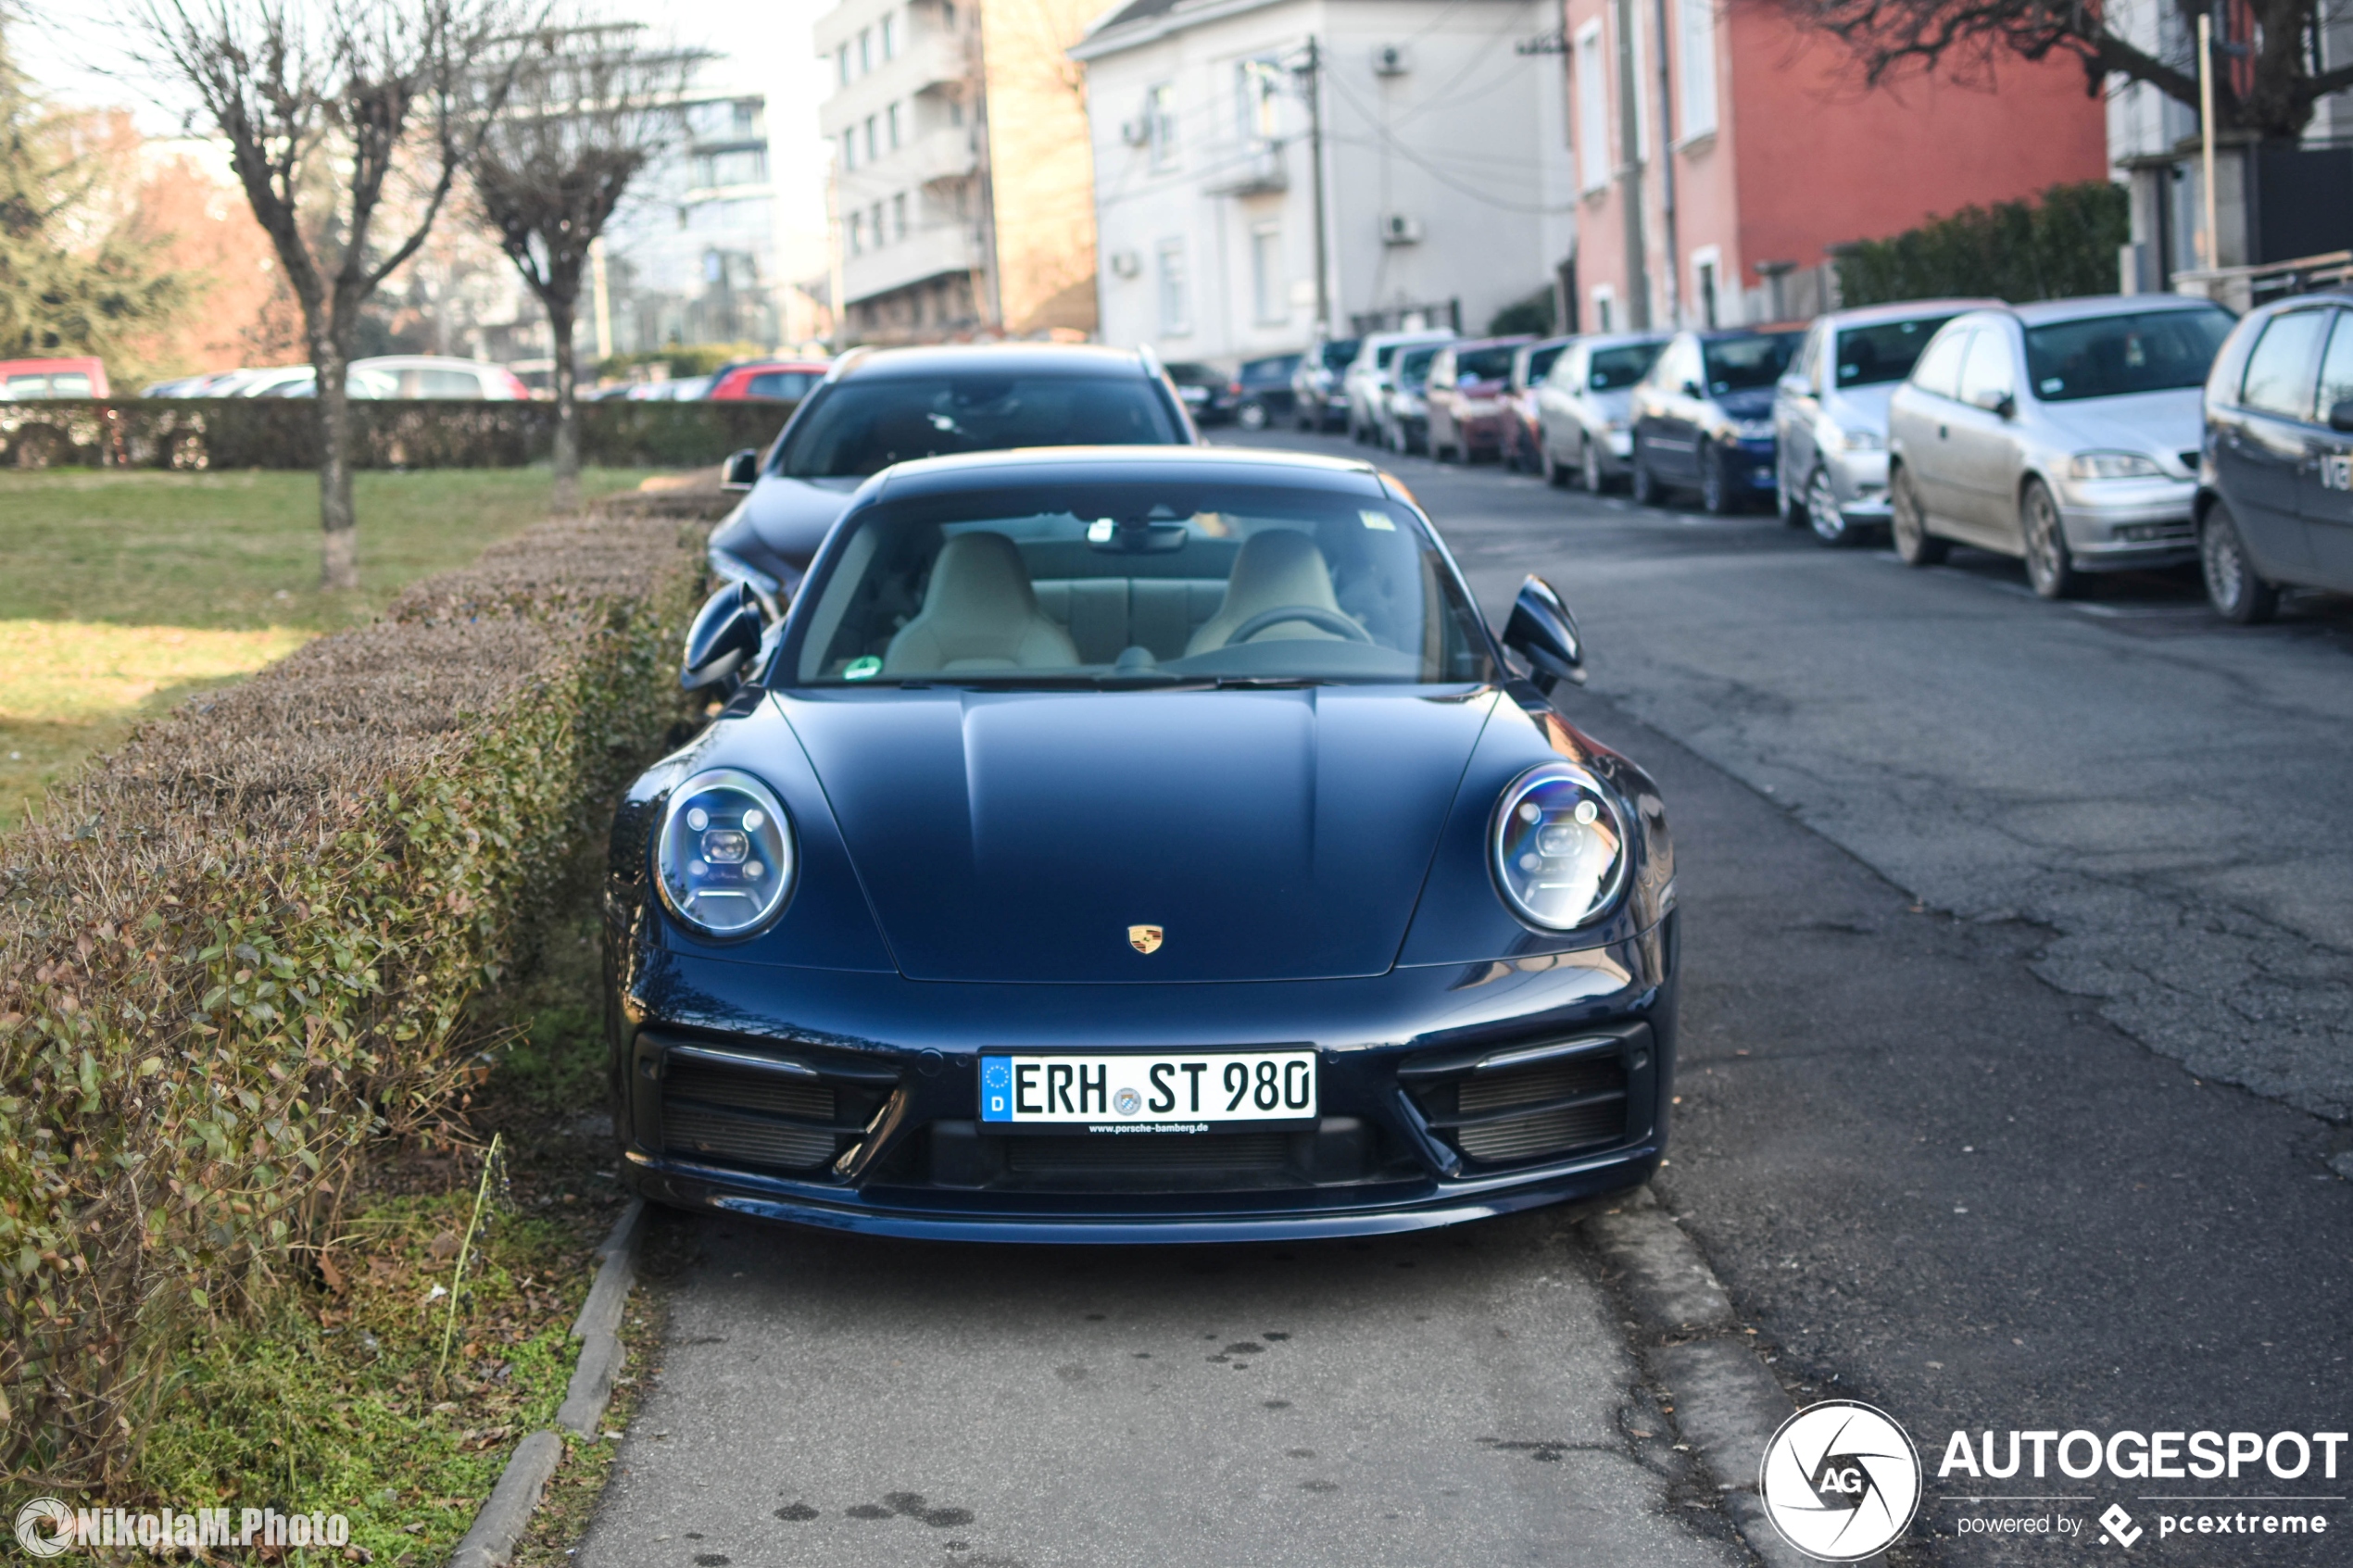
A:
[1759,1400,1925,1562]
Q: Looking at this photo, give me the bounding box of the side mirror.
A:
[722,447,760,491]
[1500,575,1586,693]
[1970,388,2017,419]
[1681,381,1703,399]
[2331,400,2353,433]
[681,581,768,692]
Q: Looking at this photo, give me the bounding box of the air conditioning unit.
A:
[1121,119,1151,147]
[1373,43,1410,76]
[1110,249,1142,278]
[1379,213,1423,245]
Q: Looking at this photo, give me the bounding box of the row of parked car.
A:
[124,355,831,403]
[1275,292,2352,620]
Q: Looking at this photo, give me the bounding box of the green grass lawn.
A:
[0,466,660,829]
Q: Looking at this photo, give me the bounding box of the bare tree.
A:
[1783,0,2353,142]
[132,0,537,588]
[471,18,697,513]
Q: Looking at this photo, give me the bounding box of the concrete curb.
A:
[447,1198,646,1568]
[1581,1187,1881,1568]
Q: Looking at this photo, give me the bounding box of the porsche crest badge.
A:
[1127,924,1164,955]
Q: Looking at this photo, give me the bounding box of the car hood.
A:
[2032,387,2204,457]
[777,685,1500,984]
[711,473,864,588]
[1824,383,1896,434]
[1709,387,1775,421]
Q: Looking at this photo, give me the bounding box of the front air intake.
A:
[1400,1030,1642,1167]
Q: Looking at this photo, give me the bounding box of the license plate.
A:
[978,1051,1316,1131]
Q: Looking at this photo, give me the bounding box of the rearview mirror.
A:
[2331,400,2353,433]
[681,581,768,692]
[1501,575,1586,694]
[722,447,760,491]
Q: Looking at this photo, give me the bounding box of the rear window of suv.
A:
[775,375,1183,478]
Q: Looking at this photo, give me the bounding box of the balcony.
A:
[1201,140,1288,197]
[844,220,982,304]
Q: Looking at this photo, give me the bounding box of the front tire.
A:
[1699,442,1735,515]
[2020,478,2082,599]
[1806,466,1854,546]
[1582,437,1607,495]
[2200,501,2280,623]
[1890,465,1948,566]
[1540,441,1568,488]
[1630,442,1663,507]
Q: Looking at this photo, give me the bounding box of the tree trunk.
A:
[549,298,580,516]
[315,336,359,591]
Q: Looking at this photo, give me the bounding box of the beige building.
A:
[814,0,1101,343]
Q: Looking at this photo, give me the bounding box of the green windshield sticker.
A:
[843,656,883,681]
[1359,509,1396,532]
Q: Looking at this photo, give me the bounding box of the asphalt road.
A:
[580,426,2352,1567]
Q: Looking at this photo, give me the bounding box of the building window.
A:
[941,0,956,25]
[1147,83,1178,170]
[1679,0,1718,138]
[858,27,872,72]
[892,193,908,240]
[849,211,863,255]
[888,101,902,148]
[842,131,856,170]
[1251,221,1284,323]
[881,10,898,58]
[837,44,849,87]
[1591,283,1615,333]
[1692,249,1720,328]
[949,95,963,126]
[1573,22,1608,193]
[873,203,887,247]
[865,115,878,161]
[1237,59,1280,144]
[1157,238,1189,334]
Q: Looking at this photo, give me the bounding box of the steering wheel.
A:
[1223,605,1372,646]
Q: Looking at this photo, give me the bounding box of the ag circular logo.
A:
[1758,1400,1921,1562]
[16,1497,73,1558]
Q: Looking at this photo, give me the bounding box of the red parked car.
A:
[1,357,109,399]
[705,360,829,402]
[1423,336,1531,462]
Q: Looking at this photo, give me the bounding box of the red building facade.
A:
[1560,0,2108,330]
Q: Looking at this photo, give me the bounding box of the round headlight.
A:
[655,768,797,938]
[1491,763,1629,931]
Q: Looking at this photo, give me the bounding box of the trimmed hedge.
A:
[0,396,794,470]
[0,508,702,1488]
[1834,181,2130,307]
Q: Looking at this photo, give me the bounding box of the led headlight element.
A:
[1491,763,1629,930]
[655,768,796,937]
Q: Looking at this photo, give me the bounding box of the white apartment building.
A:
[1071,0,1575,366]
[815,0,993,338]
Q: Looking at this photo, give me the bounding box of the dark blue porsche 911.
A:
[605,446,1680,1241]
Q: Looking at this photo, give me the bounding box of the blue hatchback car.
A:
[610,447,1680,1242]
[1629,327,1806,513]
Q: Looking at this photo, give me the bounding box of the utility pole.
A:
[1651,0,1679,326]
[2197,11,2219,271]
[1612,0,1650,328]
[1295,37,1333,338]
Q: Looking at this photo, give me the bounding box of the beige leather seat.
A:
[884,532,1080,673]
[1186,530,1349,656]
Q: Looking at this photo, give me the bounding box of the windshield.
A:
[1589,343,1663,391]
[774,376,1182,478]
[1321,339,1361,370]
[1455,345,1518,382]
[1702,332,1803,395]
[2022,308,2233,403]
[1833,317,1955,387]
[1397,347,1439,388]
[1526,344,1567,383]
[790,481,1496,687]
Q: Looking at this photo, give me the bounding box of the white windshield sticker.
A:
[1360,509,1396,531]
